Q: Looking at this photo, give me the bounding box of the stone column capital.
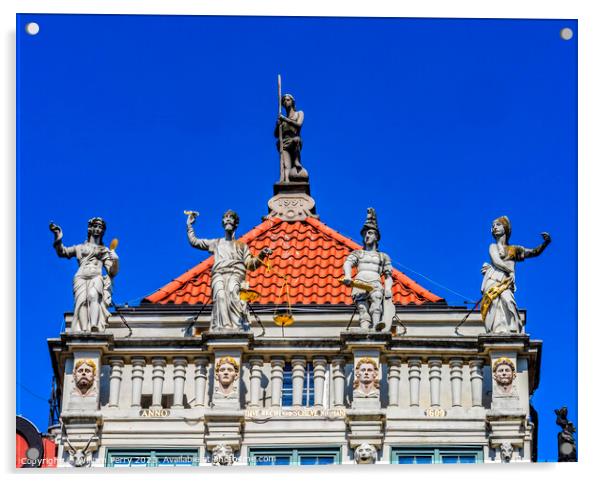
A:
[108,357,125,367]
[248,357,265,367]
[131,356,146,367]
[291,356,307,367]
[408,358,422,368]
[270,357,286,369]
[173,357,188,367]
[449,358,464,369]
[428,358,443,368]
[151,357,167,367]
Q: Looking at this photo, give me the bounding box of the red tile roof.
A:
[143,217,444,305]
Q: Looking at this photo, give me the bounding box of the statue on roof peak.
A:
[275,76,309,183]
[185,210,272,332]
[480,216,551,334]
[343,208,394,331]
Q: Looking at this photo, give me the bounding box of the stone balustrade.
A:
[102,355,488,412]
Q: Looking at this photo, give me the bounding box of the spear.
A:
[277,74,284,182]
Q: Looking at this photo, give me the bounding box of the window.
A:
[249,447,340,466]
[281,362,314,406]
[106,449,199,467]
[391,447,483,464]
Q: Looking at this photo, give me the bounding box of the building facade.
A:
[46,185,541,468]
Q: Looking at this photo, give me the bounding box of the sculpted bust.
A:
[213,357,239,400]
[492,358,517,396]
[500,442,513,463]
[72,359,97,397]
[212,444,234,466]
[353,358,380,399]
[354,443,378,464]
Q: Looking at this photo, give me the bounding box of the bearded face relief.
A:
[493,358,516,395]
[73,360,97,397]
[354,443,377,464]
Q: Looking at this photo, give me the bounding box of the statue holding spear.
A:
[274,75,308,183]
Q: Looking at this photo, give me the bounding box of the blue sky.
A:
[16,14,577,462]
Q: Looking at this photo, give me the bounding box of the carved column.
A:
[408,358,422,407]
[387,357,402,407]
[469,359,484,407]
[130,357,146,408]
[193,357,209,407]
[151,357,166,409]
[291,357,306,407]
[249,357,264,407]
[332,357,346,407]
[108,357,124,408]
[313,357,327,407]
[428,358,443,407]
[449,358,464,407]
[172,357,188,409]
[270,358,285,407]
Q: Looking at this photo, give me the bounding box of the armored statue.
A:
[353,358,380,399]
[354,443,378,464]
[49,217,119,332]
[187,210,271,331]
[481,216,551,334]
[343,208,394,331]
[555,406,577,462]
[274,92,308,183]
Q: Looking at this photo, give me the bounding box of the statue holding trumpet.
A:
[342,208,394,331]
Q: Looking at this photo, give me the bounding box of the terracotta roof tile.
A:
[143,217,444,305]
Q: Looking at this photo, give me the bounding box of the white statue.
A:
[354,443,377,464]
[500,442,514,463]
[481,216,550,334]
[213,357,239,401]
[212,444,234,466]
[186,210,271,331]
[343,208,393,331]
[353,358,380,399]
[72,359,97,398]
[50,218,119,332]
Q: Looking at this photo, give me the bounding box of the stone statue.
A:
[213,356,239,401]
[72,359,97,397]
[354,443,378,464]
[555,406,577,462]
[500,442,513,463]
[212,444,234,466]
[64,432,96,468]
[481,216,551,334]
[353,358,380,399]
[50,217,119,332]
[186,210,271,331]
[275,93,308,183]
[343,208,394,331]
[492,358,517,396]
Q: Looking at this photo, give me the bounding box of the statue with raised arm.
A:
[49,217,119,333]
[274,92,308,183]
[343,208,394,331]
[186,210,272,331]
[481,216,551,334]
